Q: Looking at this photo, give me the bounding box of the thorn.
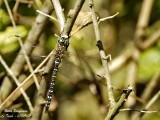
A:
[103,54,112,64]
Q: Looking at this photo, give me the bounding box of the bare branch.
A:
[141,72,160,100]
[61,0,85,37]
[135,0,154,43]
[52,0,65,31]
[0,55,33,112]
[120,108,157,113]
[136,90,160,120]
[125,49,140,107]
[139,28,160,50]
[31,76,47,120]
[105,86,133,120]
[89,0,116,107]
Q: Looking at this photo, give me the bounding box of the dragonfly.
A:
[45,35,69,111]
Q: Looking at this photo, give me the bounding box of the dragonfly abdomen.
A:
[45,59,60,111]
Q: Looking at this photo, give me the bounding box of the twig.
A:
[139,28,160,50]
[41,0,86,79]
[109,48,133,72]
[31,76,47,120]
[52,0,65,31]
[96,45,133,75]
[0,0,54,100]
[128,0,154,111]
[88,1,133,119]
[0,55,33,112]
[0,50,54,110]
[36,10,59,23]
[61,0,85,37]
[105,86,133,120]
[98,12,119,23]
[130,72,160,120]
[141,72,160,101]
[120,108,157,113]
[125,49,139,107]
[4,0,40,95]
[89,0,115,107]
[135,0,154,44]
[136,90,160,120]
[13,0,34,20]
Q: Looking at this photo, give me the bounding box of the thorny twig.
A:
[89,0,116,107]
[89,1,133,120]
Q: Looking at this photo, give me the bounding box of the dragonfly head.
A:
[58,36,69,49]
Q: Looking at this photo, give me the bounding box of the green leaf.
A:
[138,48,160,82]
[0,8,10,30]
[0,26,28,54]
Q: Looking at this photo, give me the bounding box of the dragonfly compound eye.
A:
[64,40,69,47]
